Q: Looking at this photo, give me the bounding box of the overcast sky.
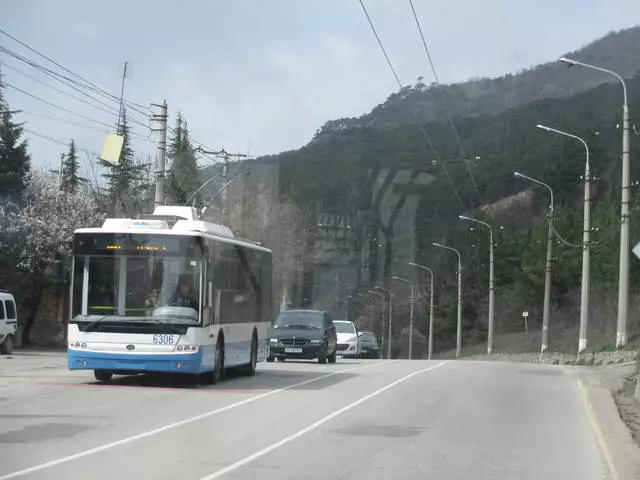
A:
[2,1,639,177]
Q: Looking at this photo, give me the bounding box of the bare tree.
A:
[225,185,314,308]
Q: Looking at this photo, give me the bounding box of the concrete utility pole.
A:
[458,216,495,354]
[514,172,554,353]
[434,243,463,358]
[374,285,393,359]
[392,276,415,360]
[536,125,591,353]
[409,262,435,360]
[194,147,248,204]
[558,57,630,348]
[152,100,168,208]
[368,290,386,354]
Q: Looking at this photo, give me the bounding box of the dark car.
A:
[267,309,338,364]
[357,331,380,359]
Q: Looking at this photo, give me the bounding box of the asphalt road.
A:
[0,352,611,479]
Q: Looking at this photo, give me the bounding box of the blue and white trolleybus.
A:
[67,206,272,384]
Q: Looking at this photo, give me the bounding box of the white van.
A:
[0,291,17,354]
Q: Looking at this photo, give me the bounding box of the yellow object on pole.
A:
[99,133,124,165]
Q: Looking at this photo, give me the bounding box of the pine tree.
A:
[166,113,201,205]
[60,139,82,193]
[0,66,31,204]
[101,107,143,215]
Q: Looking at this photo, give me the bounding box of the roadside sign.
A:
[633,242,640,261]
[522,311,529,332]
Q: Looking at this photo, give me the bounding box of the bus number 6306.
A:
[153,334,175,345]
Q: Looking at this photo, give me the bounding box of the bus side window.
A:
[204,258,216,326]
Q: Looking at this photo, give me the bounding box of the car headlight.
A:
[310,339,322,344]
[270,338,279,344]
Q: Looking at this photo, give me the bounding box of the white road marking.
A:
[576,378,620,480]
[200,361,448,479]
[0,360,394,480]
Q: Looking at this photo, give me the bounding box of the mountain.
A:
[315,26,640,137]
[251,27,640,356]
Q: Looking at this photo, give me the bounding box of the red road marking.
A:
[17,380,272,394]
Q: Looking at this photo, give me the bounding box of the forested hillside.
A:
[261,39,640,354]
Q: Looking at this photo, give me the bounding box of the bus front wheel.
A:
[212,340,225,385]
[94,370,113,382]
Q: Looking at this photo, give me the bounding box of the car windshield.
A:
[334,322,356,334]
[274,311,323,329]
[360,332,376,342]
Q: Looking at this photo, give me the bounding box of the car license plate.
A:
[284,348,303,353]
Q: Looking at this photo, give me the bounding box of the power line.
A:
[407,0,483,205]
[3,80,152,143]
[357,0,464,208]
[0,46,152,130]
[0,50,122,115]
[0,26,149,112]
[19,110,155,144]
[23,127,100,157]
[20,110,113,133]
[0,44,151,124]
[4,81,116,129]
[1,60,122,118]
[0,30,220,160]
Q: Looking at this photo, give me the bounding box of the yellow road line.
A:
[577,377,619,480]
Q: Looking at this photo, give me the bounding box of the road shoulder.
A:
[574,364,640,480]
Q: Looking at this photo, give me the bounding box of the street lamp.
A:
[368,290,386,355]
[559,57,630,348]
[433,242,463,358]
[342,293,362,322]
[514,171,554,353]
[409,262,435,360]
[374,285,393,359]
[458,215,495,354]
[391,276,415,360]
[537,124,591,353]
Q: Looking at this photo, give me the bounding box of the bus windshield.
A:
[71,246,202,326]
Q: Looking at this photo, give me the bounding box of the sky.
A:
[2,0,639,180]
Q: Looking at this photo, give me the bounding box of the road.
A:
[0,352,611,479]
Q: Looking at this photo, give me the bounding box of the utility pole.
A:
[391,276,415,359]
[557,57,630,347]
[619,104,631,346]
[117,62,128,132]
[514,172,554,353]
[58,153,65,187]
[458,216,495,354]
[194,147,248,204]
[542,207,554,353]
[433,243,463,358]
[409,262,435,360]
[152,100,168,208]
[580,162,591,352]
[536,125,591,353]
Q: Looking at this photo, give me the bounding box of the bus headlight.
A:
[309,339,322,344]
[270,338,279,344]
